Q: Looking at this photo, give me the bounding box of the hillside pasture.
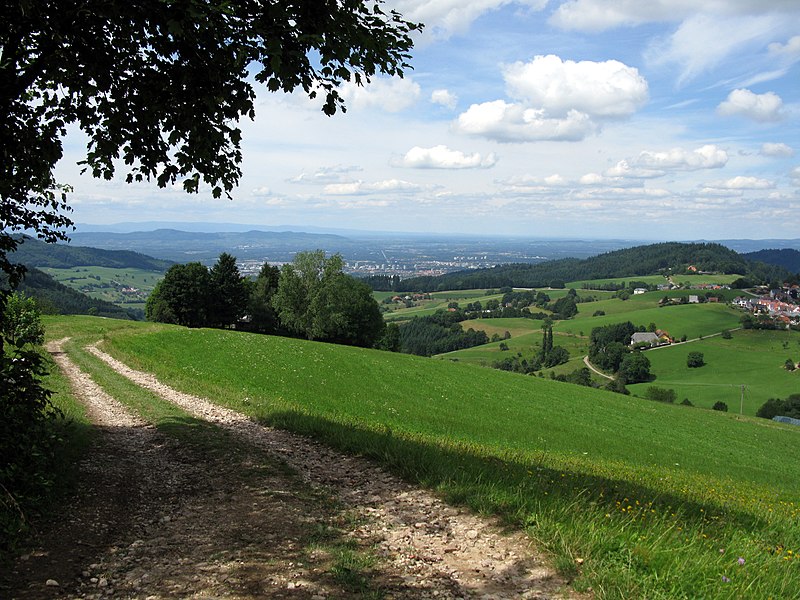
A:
[562,302,742,340]
[629,329,800,414]
[44,316,800,598]
[41,266,162,307]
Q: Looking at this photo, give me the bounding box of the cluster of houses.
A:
[733,295,800,326]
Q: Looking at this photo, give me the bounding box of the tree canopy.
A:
[1,0,420,292]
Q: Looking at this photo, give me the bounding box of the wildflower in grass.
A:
[722,576,731,583]
[719,548,725,554]
[738,557,745,565]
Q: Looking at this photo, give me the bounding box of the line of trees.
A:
[146,251,385,348]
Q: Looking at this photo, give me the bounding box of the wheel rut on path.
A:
[7,339,574,599]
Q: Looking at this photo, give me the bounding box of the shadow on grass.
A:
[259,409,774,539]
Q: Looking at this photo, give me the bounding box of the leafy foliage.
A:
[1,0,420,301]
[588,321,636,372]
[398,312,488,356]
[0,295,63,557]
[756,394,800,420]
[687,351,705,368]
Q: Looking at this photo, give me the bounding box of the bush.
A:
[712,401,728,412]
[1,294,64,558]
[687,351,705,368]
[721,330,732,339]
[680,398,694,406]
[646,386,677,403]
[756,394,800,419]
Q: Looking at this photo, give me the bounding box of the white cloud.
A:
[760,143,794,157]
[339,77,421,112]
[633,145,729,171]
[503,55,648,118]
[790,166,800,184]
[551,1,799,32]
[717,89,785,122]
[646,14,784,84]
[288,165,363,185]
[705,176,776,189]
[605,159,666,179]
[323,179,426,196]
[396,145,497,169]
[251,186,272,196]
[455,101,595,142]
[768,35,800,58]
[394,0,547,39]
[430,89,458,110]
[453,55,646,142]
[502,174,568,187]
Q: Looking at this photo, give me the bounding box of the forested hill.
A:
[742,249,800,273]
[16,268,135,319]
[392,242,791,292]
[9,236,173,270]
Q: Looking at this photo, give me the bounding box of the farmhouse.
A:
[630,332,660,347]
[633,288,648,295]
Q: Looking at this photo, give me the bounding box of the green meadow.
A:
[41,266,162,308]
[628,329,800,413]
[43,315,800,599]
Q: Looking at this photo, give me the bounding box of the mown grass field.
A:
[41,266,162,308]
[44,315,800,599]
[628,329,800,413]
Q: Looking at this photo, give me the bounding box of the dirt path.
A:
[581,356,613,381]
[6,340,572,599]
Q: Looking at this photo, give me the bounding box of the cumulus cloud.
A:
[394,0,547,39]
[789,166,800,184]
[456,101,595,142]
[633,145,729,171]
[453,55,647,142]
[339,77,421,112]
[323,179,426,195]
[396,145,497,169]
[251,186,272,196]
[705,176,776,190]
[503,55,648,118]
[431,89,458,110]
[717,89,785,122]
[605,159,666,179]
[760,143,794,157]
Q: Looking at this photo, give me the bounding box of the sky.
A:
[57,0,800,240]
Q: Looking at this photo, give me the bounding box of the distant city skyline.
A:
[56,1,799,240]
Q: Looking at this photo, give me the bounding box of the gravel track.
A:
[5,339,574,599]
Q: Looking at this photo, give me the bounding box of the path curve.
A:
[582,356,613,380]
[85,343,573,599]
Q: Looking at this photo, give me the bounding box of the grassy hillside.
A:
[45,316,800,599]
[40,265,162,308]
[628,329,800,412]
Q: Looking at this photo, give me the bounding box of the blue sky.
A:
[58,0,800,239]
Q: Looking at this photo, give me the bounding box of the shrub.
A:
[712,401,728,412]
[721,330,732,339]
[687,351,705,368]
[646,386,677,403]
[1,294,64,558]
[680,398,694,406]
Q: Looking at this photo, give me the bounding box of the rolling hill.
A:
[742,248,800,273]
[9,236,173,270]
[45,316,800,599]
[395,242,791,291]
